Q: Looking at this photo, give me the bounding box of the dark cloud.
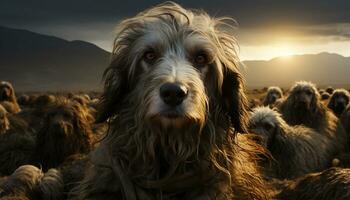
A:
[1,0,350,27]
[1,0,349,51]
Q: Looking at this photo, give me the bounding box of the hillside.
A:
[242,53,350,88]
[0,26,110,91]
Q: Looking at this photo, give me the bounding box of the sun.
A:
[274,44,297,58]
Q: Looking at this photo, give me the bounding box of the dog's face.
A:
[266,88,282,105]
[248,107,279,147]
[289,82,319,111]
[0,82,14,101]
[328,90,350,115]
[45,105,76,137]
[97,3,248,133]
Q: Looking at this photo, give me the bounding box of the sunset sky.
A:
[1,0,349,61]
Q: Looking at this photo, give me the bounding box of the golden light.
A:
[270,43,297,58]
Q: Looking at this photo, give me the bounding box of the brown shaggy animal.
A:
[0,81,21,114]
[276,167,350,200]
[327,89,350,117]
[321,92,330,101]
[325,86,334,95]
[278,81,348,153]
[35,99,94,171]
[248,107,334,179]
[0,108,35,176]
[0,165,64,200]
[70,2,271,199]
[263,86,283,108]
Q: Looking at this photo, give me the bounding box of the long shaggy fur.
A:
[276,167,350,200]
[278,81,348,154]
[248,107,334,179]
[0,165,65,200]
[70,2,271,199]
[35,99,94,171]
[0,165,43,198]
[263,86,283,108]
[0,81,21,114]
[327,89,350,117]
[0,131,36,176]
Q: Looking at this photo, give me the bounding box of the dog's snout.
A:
[160,83,188,106]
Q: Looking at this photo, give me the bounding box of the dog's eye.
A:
[194,53,208,67]
[143,50,157,64]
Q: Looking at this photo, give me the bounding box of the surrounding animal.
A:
[0,165,64,200]
[0,81,21,114]
[327,89,350,117]
[276,167,350,200]
[325,87,334,95]
[70,2,271,199]
[248,107,333,179]
[263,86,283,108]
[35,99,94,171]
[278,81,348,153]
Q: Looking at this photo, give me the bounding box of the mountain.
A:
[1,26,349,91]
[242,53,350,89]
[0,26,110,91]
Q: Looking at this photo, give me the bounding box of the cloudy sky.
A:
[1,0,350,60]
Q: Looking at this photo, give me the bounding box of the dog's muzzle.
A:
[160,83,188,107]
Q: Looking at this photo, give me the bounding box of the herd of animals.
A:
[2,2,350,200]
[0,80,350,199]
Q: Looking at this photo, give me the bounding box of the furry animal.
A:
[325,86,334,95]
[276,167,350,200]
[263,86,283,108]
[0,165,64,200]
[70,2,271,199]
[35,99,94,171]
[248,107,333,179]
[0,81,21,114]
[278,81,348,153]
[327,89,350,117]
[321,93,330,101]
[0,110,35,176]
[0,165,43,199]
[341,105,350,134]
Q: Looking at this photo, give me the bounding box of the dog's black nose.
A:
[160,83,188,106]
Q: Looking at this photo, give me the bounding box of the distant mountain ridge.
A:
[0,26,110,91]
[242,52,350,89]
[0,26,349,91]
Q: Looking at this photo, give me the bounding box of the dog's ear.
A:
[221,67,249,133]
[96,59,129,123]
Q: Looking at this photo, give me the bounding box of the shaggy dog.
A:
[325,86,334,95]
[248,107,333,179]
[70,2,271,199]
[0,81,21,114]
[278,81,348,153]
[35,99,94,171]
[0,165,64,200]
[327,89,350,117]
[0,106,35,176]
[321,93,330,101]
[276,167,350,200]
[263,86,283,108]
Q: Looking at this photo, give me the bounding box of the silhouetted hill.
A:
[0,26,110,91]
[1,26,349,91]
[242,53,350,89]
